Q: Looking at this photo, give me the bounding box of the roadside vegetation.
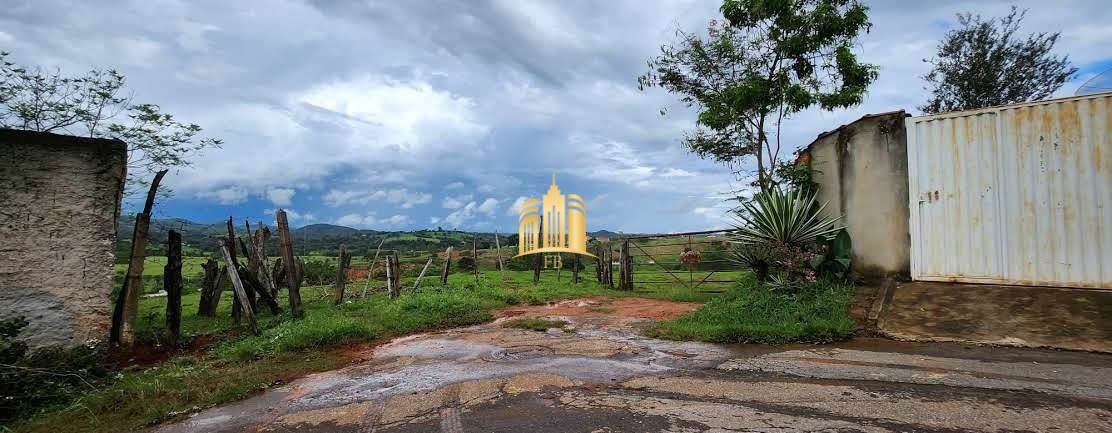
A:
[650,275,855,344]
[5,271,641,433]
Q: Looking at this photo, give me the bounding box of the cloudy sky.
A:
[3,0,1110,232]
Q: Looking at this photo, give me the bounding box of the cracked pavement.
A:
[150,297,1112,433]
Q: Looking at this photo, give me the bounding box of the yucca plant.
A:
[732,188,843,246]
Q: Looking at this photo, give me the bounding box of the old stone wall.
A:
[800,111,911,283]
[0,129,126,348]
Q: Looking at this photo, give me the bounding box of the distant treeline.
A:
[115,215,627,261]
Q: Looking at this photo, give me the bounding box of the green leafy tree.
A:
[639,0,877,191]
[920,7,1078,114]
[0,51,220,195]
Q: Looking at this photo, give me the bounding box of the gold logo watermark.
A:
[514,172,596,259]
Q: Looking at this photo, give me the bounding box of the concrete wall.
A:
[800,111,910,282]
[0,129,126,348]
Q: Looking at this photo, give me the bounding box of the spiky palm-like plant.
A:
[732,188,843,247]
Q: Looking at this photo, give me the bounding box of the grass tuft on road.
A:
[649,276,855,344]
[501,318,570,332]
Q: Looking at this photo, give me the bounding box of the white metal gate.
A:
[906,92,1111,288]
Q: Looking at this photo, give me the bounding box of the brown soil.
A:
[496,297,701,321]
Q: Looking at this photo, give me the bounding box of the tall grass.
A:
[649,276,855,344]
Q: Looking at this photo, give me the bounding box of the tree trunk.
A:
[164,230,182,344]
[219,237,259,334]
[110,169,167,346]
[275,210,303,318]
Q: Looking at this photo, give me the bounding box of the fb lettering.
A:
[544,255,562,269]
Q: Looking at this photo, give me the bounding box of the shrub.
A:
[731,187,843,284]
[0,318,107,422]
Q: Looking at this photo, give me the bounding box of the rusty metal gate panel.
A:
[906,92,1111,288]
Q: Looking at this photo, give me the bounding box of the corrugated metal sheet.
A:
[906,92,1111,288]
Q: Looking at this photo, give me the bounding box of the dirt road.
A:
[153,297,1112,432]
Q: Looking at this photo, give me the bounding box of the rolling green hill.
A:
[116,215,635,259]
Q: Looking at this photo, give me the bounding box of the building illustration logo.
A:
[515,173,595,258]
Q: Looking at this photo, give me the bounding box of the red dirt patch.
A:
[496,297,701,321]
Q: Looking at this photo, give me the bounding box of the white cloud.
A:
[264,208,316,223]
[265,187,296,206]
[444,181,465,190]
[443,201,477,227]
[323,188,432,208]
[506,196,529,216]
[477,198,499,214]
[197,186,248,204]
[442,193,473,209]
[336,212,412,228]
[295,75,489,155]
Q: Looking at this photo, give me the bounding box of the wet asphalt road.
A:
[151,298,1112,433]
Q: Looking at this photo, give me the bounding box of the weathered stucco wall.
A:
[0,129,126,348]
[801,111,910,282]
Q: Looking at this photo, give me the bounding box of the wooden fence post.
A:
[276,210,304,318]
[532,253,541,283]
[164,230,182,344]
[413,256,434,290]
[110,169,168,346]
[494,229,506,278]
[472,235,479,283]
[386,255,397,299]
[361,237,386,297]
[572,253,580,284]
[594,242,603,284]
[619,239,632,290]
[439,246,452,285]
[197,258,221,316]
[334,244,351,304]
[606,243,615,289]
[219,237,259,334]
[236,237,258,310]
[250,222,278,299]
[556,253,563,282]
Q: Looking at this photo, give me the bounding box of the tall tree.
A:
[639,0,877,191]
[0,51,220,195]
[920,7,1078,114]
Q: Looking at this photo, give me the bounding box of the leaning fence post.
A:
[164,230,182,344]
[219,237,259,334]
[494,229,506,278]
[413,256,434,290]
[361,237,386,297]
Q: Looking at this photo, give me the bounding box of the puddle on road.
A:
[155,302,736,433]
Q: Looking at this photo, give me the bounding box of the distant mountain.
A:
[116,215,638,258]
[295,223,368,237]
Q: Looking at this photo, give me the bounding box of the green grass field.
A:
[649,274,856,344]
[10,244,855,433]
[9,270,676,433]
